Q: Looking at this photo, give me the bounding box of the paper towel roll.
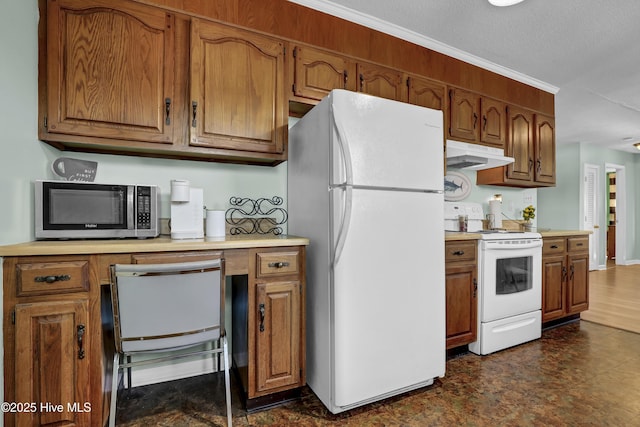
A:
[489,200,502,229]
[206,210,226,237]
[171,179,190,202]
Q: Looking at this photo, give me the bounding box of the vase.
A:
[523,221,533,232]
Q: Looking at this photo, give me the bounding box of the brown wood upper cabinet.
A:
[40,0,289,165]
[407,75,446,110]
[357,62,407,102]
[43,0,177,145]
[476,107,556,187]
[291,45,356,102]
[190,19,287,155]
[448,88,506,148]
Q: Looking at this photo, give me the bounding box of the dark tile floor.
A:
[115,321,640,426]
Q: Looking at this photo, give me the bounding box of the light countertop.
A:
[538,230,592,238]
[0,235,310,257]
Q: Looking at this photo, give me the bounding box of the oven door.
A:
[478,239,542,323]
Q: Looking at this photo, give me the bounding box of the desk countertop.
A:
[0,235,310,257]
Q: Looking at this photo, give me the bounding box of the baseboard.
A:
[622,259,640,266]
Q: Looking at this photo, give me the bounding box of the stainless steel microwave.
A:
[35,180,159,239]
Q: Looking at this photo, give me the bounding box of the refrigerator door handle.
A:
[333,184,353,267]
[332,105,354,187]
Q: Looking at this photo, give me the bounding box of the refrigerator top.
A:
[328,90,444,192]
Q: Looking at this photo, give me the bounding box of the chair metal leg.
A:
[109,353,120,427]
[126,355,132,390]
[223,336,232,427]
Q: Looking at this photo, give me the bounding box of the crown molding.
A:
[288,0,559,94]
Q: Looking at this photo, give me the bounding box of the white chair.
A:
[109,259,232,427]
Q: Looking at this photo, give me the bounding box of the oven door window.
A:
[495,256,533,295]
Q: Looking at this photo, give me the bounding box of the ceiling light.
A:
[488,0,525,6]
[634,142,640,151]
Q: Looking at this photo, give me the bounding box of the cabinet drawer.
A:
[445,241,477,263]
[543,238,566,255]
[256,250,300,278]
[16,260,89,297]
[568,237,589,253]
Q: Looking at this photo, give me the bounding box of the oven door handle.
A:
[483,240,542,250]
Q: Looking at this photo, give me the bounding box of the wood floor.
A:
[581,262,640,333]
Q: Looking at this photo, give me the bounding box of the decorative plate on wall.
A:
[444,171,471,201]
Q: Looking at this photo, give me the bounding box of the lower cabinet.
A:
[445,241,478,349]
[3,256,97,427]
[542,236,589,323]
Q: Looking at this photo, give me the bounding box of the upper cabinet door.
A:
[505,106,535,182]
[292,46,356,101]
[46,0,176,144]
[407,76,446,111]
[357,63,407,102]
[535,114,556,185]
[449,88,479,142]
[480,97,506,147]
[190,19,287,154]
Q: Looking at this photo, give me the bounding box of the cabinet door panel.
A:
[481,98,506,147]
[449,88,479,141]
[445,265,477,349]
[256,281,301,392]
[190,19,286,153]
[535,114,556,185]
[505,106,534,182]
[46,0,175,144]
[542,255,566,322]
[293,46,355,100]
[15,300,90,427]
[357,63,406,102]
[408,76,445,110]
[567,254,589,314]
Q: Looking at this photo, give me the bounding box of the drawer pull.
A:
[34,274,71,284]
[452,250,465,256]
[576,243,583,247]
[77,324,85,360]
[259,304,265,332]
[268,261,290,269]
[550,245,558,249]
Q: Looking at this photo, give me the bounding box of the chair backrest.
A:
[110,259,224,353]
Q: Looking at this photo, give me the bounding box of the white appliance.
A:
[170,179,204,239]
[288,90,446,414]
[444,202,542,355]
[446,140,514,170]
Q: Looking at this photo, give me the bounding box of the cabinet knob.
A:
[268,261,290,269]
[34,274,71,284]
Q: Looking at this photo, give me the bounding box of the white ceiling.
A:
[290,0,640,154]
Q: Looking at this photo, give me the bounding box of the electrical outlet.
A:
[523,194,533,205]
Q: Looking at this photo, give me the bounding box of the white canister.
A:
[206,210,226,237]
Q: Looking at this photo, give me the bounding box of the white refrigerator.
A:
[288,90,445,414]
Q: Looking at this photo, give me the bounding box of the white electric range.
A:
[445,202,543,355]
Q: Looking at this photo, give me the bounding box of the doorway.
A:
[605,164,627,266]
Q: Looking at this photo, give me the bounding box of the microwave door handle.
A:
[128,187,135,229]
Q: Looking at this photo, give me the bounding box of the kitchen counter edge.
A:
[445,232,482,241]
[0,235,310,257]
[538,230,592,237]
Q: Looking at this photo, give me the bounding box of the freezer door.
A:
[330,90,443,190]
[331,187,445,408]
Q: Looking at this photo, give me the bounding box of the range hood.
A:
[446,140,514,170]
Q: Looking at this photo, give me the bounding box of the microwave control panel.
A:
[136,186,153,230]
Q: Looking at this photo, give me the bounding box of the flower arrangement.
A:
[522,205,536,222]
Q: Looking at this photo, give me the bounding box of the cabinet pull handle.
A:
[576,243,583,246]
[359,74,364,91]
[473,113,478,129]
[529,158,534,171]
[537,158,541,174]
[452,250,465,256]
[191,101,198,127]
[165,98,171,125]
[77,324,85,360]
[259,303,265,332]
[268,261,290,269]
[473,278,478,298]
[569,264,575,281]
[550,245,558,249]
[34,274,70,284]
[562,266,567,282]
[343,70,348,88]
[483,116,487,131]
